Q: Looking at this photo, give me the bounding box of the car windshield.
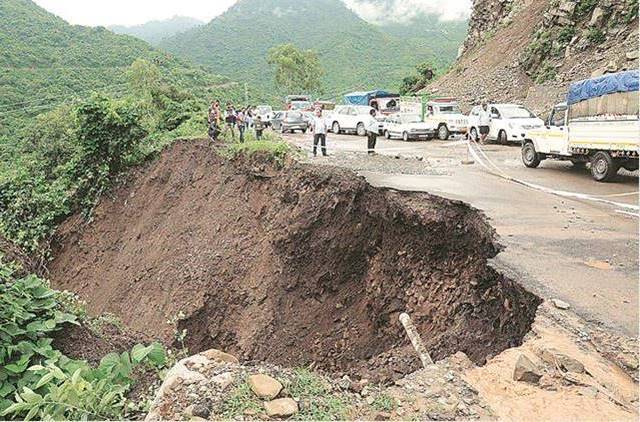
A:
[290,101,311,110]
[286,112,302,120]
[257,106,272,114]
[437,105,462,114]
[401,114,422,123]
[501,106,536,119]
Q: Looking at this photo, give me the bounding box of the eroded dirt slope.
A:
[49,140,540,380]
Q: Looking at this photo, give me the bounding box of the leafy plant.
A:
[286,368,349,420]
[586,28,606,44]
[575,0,598,17]
[557,26,576,44]
[371,393,397,412]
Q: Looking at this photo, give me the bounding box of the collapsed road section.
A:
[49,140,541,381]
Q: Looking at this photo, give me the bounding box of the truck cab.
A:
[525,102,571,157]
[425,99,468,140]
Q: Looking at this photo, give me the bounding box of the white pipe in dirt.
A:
[399,312,434,367]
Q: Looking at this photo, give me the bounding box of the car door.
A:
[387,117,399,137]
[489,106,502,140]
[542,105,569,154]
[272,112,283,130]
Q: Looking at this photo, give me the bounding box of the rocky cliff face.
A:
[426,0,639,115]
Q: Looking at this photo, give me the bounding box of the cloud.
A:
[343,0,471,24]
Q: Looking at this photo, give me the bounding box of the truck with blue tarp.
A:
[522,70,639,182]
[343,90,400,115]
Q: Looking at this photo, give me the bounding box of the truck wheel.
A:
[356,122,366,137]
[591,152,619,182]
[438,124,449,140]
[402,131,410,142]
[384,130,391,139]
[498,130,508,145]
[332,122,341,134]
[470,127,478,141]
[522,142,541,168]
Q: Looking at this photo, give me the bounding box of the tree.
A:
[127,59,161,97]
[267,44,323,94]
[399,62,436,95]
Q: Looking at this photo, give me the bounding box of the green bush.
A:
[586,28,606,44]
[576,0,598,17]
[222,130,293,165]
[535,61,558,83]
[557,26,576,44]
[0,254,167,420]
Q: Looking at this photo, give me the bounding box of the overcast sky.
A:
[32,0,471,27]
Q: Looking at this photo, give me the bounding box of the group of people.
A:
[208,101,267,142]
[208,100,382,157]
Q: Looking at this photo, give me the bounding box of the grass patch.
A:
[286,368,350,421]
[371,393,397,412]
[221,130,294,166]
[219,381,263,419]
[586,28,606,44]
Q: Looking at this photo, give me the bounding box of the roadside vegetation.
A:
[0,254,169,420]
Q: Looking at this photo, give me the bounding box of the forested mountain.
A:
[0,0,243,137]
[109,16,204,45]
[159,0,466,99]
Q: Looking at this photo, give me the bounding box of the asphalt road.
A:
[283,130,639,337]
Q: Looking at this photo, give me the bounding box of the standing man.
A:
[237,108,246,143]
[225,103,237,141]
[254,116,265,140]
[366,109,379,155]
[478,103,491,144]
[310,108,328,157]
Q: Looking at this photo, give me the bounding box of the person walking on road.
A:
[366,109,379,155]
[310,108,328,157]
[478,103,491,144]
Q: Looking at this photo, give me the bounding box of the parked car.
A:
[271,111,308,133]
[256,105,274,126]
[468,104,544,144]
[425,99,468,140]
[326,105,381,136]
[383,113,437,141]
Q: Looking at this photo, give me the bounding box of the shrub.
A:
[576,0,598,17]
[586,28,606,44]
[558,26,576,44]
[222,130,293,165]
[535,61,558,83]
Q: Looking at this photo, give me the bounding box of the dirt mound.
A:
[49,139,540,381]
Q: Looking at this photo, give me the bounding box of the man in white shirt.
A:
[478,103,491,144]
[366,109,380,155]
[311,108,328,157]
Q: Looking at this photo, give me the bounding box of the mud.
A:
[49,140,541,381]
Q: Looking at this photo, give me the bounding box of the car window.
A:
[550,107,567,127]
[470,107,479,116]
[491,107,501,118]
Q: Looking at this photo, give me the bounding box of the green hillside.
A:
[159,0,465,101]
[0,0,246,137]
[109,16,204,45]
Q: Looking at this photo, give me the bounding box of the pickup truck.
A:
[522,70,639,182]
[425,99,469,140]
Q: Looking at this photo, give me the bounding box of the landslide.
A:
[49,139,540,381]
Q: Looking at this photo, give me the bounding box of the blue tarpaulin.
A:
[344,90,397,106]
[567,70,639,105]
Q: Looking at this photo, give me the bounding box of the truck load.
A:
[522,70,639,182]
[344,90,400,115]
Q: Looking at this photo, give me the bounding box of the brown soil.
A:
[52,322,147,366]
[0,235,36,276]
[49,139,540,381]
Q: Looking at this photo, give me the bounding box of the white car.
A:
[326,105,382,136]
[256,105,274,125]
[425,100,469,140]
[383,114,437,141]
[468,104,544,144]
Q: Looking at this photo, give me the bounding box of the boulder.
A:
[538,348,585,373]
[589,7,606,27]
[248,374,283,399]
[199,349,240,365]
[551,298,570,310]
[559,0,577,15]
[626,50,639,60]
[513,354,542,384]
[264,398,299,417]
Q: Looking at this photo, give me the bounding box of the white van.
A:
[468,104,544,144]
